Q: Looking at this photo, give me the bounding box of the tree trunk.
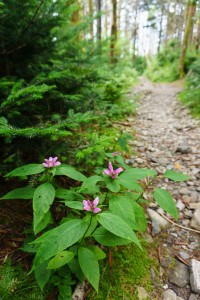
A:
[118,0,122,34]
[194,16,200,50]
[165,0,172,46]
[172,0,177,40]
[71,0,80,24]
[157,2,164,53]
[110,0,117,64]
[96,0,101,42]
[179,0,196,78]
[177,3,184,45]
[132,0,138,61]
[104,0,109,38]
[89,0,94,40]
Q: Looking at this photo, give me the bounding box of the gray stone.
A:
[190,208,200,231]
[157,157,169,166]
[163,284,168,290]
[190,191,200,202]
[179,250,190,260]
[189,203,200,210]
[163,289,177,300]
[190,259,200,294]
[147,209,169,235]
[135,158,145,164]
[175,143,191,154]
[189,294,200,300]
[179,188,191,195]
[185,210,193,218]
[169,261,190,287]
[176,200,185,211]
[137,286,149,300]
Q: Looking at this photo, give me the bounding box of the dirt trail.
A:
[126,78,200,300]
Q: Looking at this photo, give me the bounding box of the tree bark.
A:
[165,0,172,46]
[89,0,94,40]
[179,0,197,78]
[194,16,200,50]
[157,2,164,53]
[96,0,101,42]
[110,0,117,63]
[132,0,139,61]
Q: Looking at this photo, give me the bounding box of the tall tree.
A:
[157,1,165,52]
[110,0,117,63]
[179,0,197,78]
[96,0,102,43]
[89,0,94,39]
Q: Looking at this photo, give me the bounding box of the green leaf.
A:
[78,247,100,292]
[47,251,74,269]
[1,186,34,199]
[83,215,98,237]
[164,170,190,182]
[98,212,142,249]
[56,189,84,201]
[87,246,106,260]
[55,164,86,181]
[93,226,132,246]
[105,177,120,192]
[35,261,51,290]
[58,284,72,299]
[153,188,178,220]
[109,196,136,228]
[118,173,143,192]
[68,258,84,282]
[5,164,45,177]
[131,201,147,231]
[33,183,55,234]
[118,136,129,152]
[65,201,83,210]
[34,219,88,266]
[80,176,104,194]
[34,210,52,235]
[122,168,157,180]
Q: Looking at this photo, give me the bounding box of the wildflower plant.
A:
[1,152,190,297]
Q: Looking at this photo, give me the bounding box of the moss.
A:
[87,240,160,300]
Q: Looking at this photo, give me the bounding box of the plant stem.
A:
[135,176,156,203]
[79,214,93,246]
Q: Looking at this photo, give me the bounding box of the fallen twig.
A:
[174,254,190,266]
[158,212,200,234]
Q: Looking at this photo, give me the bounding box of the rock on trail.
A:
[126,78,200,300]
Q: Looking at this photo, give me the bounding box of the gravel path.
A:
[127,78,200,300]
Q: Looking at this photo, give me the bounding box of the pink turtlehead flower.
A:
[103,161,123,179]
[112,151,120,156]
[42,157,61,168]
[83,197,101,213]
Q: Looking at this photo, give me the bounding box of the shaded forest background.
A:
[0,0,199,299]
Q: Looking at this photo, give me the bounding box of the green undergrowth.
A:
[87,239,159,300]
[0,259,43,300]
[179,59,200,118]
[145,40,197,82]
[0,236,159,300]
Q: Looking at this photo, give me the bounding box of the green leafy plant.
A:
[0,259,44,300]
[1,152,189,298]
[179,59,200,117]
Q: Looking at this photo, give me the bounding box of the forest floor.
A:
[1,78,200,300]
[123,78,200,300]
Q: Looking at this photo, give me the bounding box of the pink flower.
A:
[42,157,61,168]
[103,161,123,179]
[112,151,120,156]
[83,197,101,213]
